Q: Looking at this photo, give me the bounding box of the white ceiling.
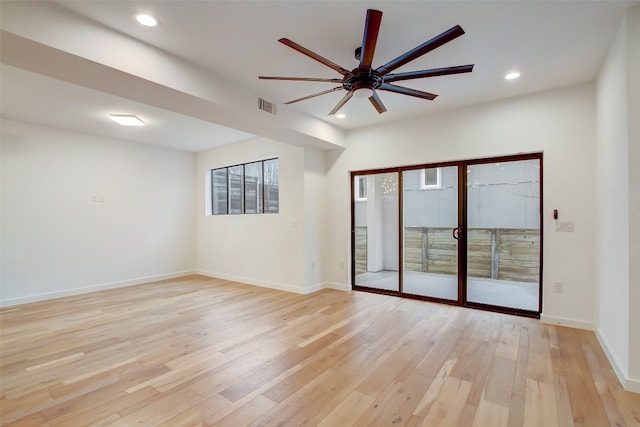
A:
[0,64,254,152]
[1,1,637,151]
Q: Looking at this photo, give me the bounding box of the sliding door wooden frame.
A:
[461,153,544,317]
[350,152,543,319]
[351,167,402,297]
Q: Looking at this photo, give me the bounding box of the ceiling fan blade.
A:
[376,25,466,76]
[259,76,344,83]
[284,86,344,105]
[278,38,350,76]
[359,9,383,70]
[328,91,354,115]
[383,64,474,83]
[379,83,438,100]
[369,91,387,114]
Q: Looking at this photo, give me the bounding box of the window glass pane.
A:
[420,167,441,189]
[244,161,263,214]
[228,165,244,214]
[212,168,228,215]
[263,159,279,213]
[354,172,399,292]
[424,169,438,185]
[403,167,458,300]
[355,176,367,201]
[466,159,541,311]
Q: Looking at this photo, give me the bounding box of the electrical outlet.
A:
[554,281,564,294]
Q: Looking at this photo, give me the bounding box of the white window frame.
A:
[420,168,442,190]
[354,175,367,201]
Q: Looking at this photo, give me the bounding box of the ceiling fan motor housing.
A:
[343,68,383,92]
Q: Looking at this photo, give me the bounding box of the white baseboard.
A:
[595,328,640,393]
[626,378,640,393]
[194,272,352,295]
[306,282,324,294]
[196,269,307,294]
[540,314,595,330]
[0,270,196,308]
[323,282,351,292]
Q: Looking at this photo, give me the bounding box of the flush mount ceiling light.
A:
[135,13,158,27]
[505,72,521,80]
[336,113,346,119]
[110,114,145,126]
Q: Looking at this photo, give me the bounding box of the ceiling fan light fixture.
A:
[505,71,521,80]
[353,87,374,99]
[135,13,158,27]
[110,114,145,126]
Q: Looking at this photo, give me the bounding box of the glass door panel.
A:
[465,159,541,311]
[353,172,399,292]
[402,166,458,300]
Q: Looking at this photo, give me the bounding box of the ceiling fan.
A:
[259,9,474,116]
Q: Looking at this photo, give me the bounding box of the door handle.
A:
[452,227,462,240]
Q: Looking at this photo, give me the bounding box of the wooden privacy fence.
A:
[355,227,368,275]
[356,227,540,283]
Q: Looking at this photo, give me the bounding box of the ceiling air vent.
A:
[258,97,277,115]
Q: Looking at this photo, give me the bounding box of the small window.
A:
[420,168,441,190]
[244,161,263,214]
[354,175,367,201]
[211,168,228,214]
[263,158,279,213]
[228,165,244,214]
[209,158,278,215]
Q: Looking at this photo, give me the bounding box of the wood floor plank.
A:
[316,390,375,427]
[419,377,472,426]
[553,375,575,427]
[472,398,509,427]
[213,395,277,427]
[507,324,530,427]
[355,373,430,426]
[483,355,517,407]
[1,275,638,426]
[555,326,611,426]
[523,379,558,427]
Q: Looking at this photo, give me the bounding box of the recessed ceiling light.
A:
[336,113,346,119]
[110,114,145,126]
[505,72,521,80]
[135,14,158,27]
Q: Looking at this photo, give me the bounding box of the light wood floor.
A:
[1,275,638,426]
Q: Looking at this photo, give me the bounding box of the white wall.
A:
[304,147,326,291]
[596,5,640,392]
[0,119,196,306]
[195,136,308,293]
[325,83,597,327]
[626,4,640,387]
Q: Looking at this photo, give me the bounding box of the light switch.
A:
[555,220,574,232]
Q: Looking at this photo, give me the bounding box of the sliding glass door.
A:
[402,166,459,301]
[465,159,541,312]
[353,171,399,293]
[351,154,542,317]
